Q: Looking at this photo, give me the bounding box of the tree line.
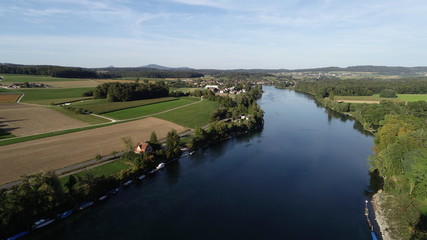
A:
[92,82,169,102]
[0,64,205,79]
[296,79,427,97]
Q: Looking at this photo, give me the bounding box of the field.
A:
[335,94,427,104]
[71,97,178,114]
[155,99,219,128]
[52,107,110,124]
[397,94,427,102]
[0,93,21,103]
[0,103,88,137]
[41,80,99,88]
[0,117,186,184]
[103,98,200,120]
[18,88,95,103]
[169,87,201,93]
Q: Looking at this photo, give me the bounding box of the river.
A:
[28,86,374,240]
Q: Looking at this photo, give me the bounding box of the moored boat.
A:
[156,163,165,170]
[32,219,55,229]
[108,188,119,195]
[79,201,94,210]
[59,210,73,219]
[138,174,146,180]
[6,231,29,240]
[123,180,133,186]
[98,195,108,201]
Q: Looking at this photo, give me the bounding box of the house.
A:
[134,142,153,154]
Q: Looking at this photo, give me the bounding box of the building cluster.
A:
[204,84,247,95]
[0,82,47,89]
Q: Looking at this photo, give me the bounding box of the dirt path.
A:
[336,100,380,104]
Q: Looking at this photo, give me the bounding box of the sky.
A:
[1,0,427,69]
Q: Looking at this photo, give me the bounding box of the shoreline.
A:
[372,190,393,240]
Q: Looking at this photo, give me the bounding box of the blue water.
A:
[28,87,373,240]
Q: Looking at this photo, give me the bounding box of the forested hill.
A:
[2,63,427,78]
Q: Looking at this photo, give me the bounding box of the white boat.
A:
[156,163,165,170]
[98,195,108,201]
[189,151,195,155]
[32,218,55,229]
[123,180,133,186]
[79,201,94,210]
[138,174,146,180]
[108,188,119,195]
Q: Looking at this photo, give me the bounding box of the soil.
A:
[0,117,186,184]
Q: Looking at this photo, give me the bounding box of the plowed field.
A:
[0,103,88,137]
[0,117,186,184]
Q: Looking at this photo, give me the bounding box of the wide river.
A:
[30,86,374,240]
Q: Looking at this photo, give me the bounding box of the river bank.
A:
[372,190,393,240]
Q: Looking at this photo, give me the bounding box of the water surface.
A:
[29,86,373,240]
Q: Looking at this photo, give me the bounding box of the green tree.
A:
[165,129,181,159]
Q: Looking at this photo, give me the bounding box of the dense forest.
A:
[0,64,204,79]
[294,79,427,239]
[92,82,169,102]
[295,79,427,97]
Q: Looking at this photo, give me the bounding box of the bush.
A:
[380,89,397,98]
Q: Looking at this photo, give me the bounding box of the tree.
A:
[149,131,159,144]
[165,129,181,160]
[379,89,397,98]
[65,174,77,194]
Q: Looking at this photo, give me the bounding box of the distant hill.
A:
[140,64,195,71]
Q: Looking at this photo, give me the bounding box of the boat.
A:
[123,180,133,186]
[32,218,55,229]
[78,201,94,210]
[98,195,108,201]
[189,151,195,155]
[150,169,157,174]
[156,163,165,170]
[138,174,146,180]
[59,210,73,219]
[108,188,119,195]
[6,231,29,240]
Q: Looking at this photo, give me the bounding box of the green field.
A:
[71,97,178,114]
[103,99,198,120]
[156,99,219,128]
[397,94,427,102]
[60,161,131,186]
[14,88,95,103]
[0,74,85,82]
[169,87,201,93]
[335,94,427,103]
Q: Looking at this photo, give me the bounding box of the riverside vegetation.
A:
[0,84,264,239]
[294,78,427,239]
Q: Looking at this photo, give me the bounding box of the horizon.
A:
[1,0,427,69]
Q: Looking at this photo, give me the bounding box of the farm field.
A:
[169,87,201,93]
[155,99,219,128]
[0,103,88,137]
[0,117,186,185]
[103,98,200,120]
[397,94,427,102]
[41,80,99,88]
[18,88,95,103]
[71,97,178,114]
[0,93,21,103]
[335,94,427,103]
[53,107,110,124]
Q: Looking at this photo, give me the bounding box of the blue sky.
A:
[1,0,427,69]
